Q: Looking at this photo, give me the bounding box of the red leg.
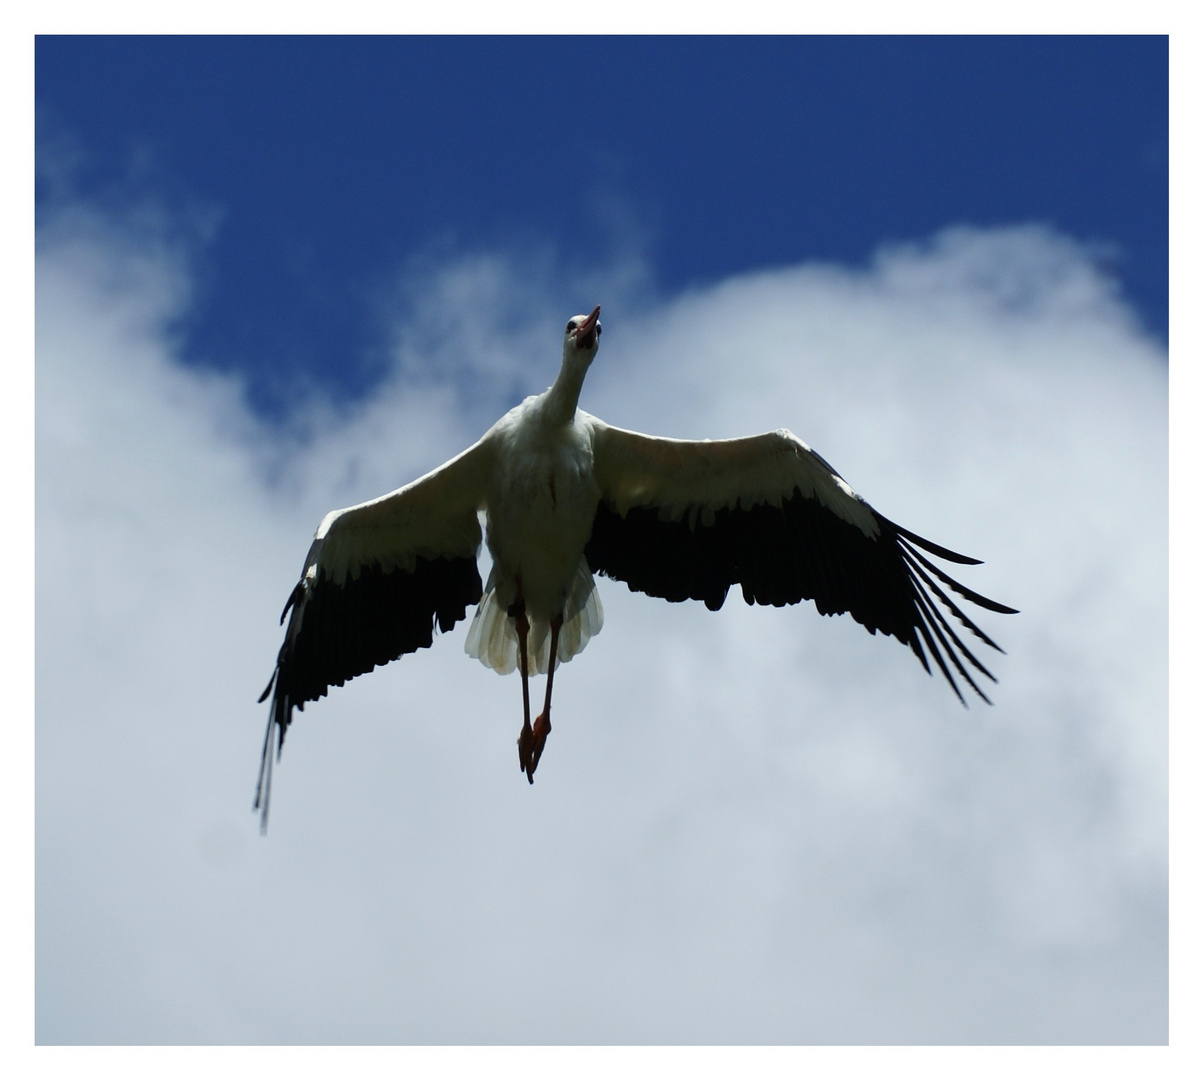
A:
[510,588,535,779]
[528,615,562,781]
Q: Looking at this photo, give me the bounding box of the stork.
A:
[256,305,1015,828]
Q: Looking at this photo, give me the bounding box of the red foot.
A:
[530,712,551,777]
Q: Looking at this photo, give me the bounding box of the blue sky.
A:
[33,34,1169,1050]
[36,36,1167,416]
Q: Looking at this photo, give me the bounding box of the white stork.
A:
[256,305,1015,828]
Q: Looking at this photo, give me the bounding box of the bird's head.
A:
[564,305,602,363]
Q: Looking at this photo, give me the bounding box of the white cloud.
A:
[35,205,1166,1044]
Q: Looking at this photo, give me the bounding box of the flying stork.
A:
[257,305,1015,828]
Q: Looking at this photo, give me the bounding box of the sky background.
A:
[34,35,1168,1046]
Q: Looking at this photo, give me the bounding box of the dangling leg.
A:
[510,587,535,778]
[528,614,562,782]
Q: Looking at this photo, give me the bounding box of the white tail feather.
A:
[464,560,604,675]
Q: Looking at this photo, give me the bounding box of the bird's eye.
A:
[595,325,602,337]
[566,320,577,333]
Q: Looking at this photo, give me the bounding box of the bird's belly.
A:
[486,459,599,617]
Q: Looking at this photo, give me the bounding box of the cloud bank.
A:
[36,205,1166,1044]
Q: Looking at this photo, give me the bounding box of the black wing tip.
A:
[280,581,304,625]
[257,553,484,834]
[897,537,1017,620]
[886,520,983,565]
[254,707,279,835]
[588,490,1014,706]
[891,526,1013,706]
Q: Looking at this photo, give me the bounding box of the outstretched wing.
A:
[585,418,1016,705]
[256,439,492,828]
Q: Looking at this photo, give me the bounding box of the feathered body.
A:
[465,356,606,676]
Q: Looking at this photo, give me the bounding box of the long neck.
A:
[540,353,590,427]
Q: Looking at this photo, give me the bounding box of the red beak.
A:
[574,305,601,346]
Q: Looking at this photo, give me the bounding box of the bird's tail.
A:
[464,560,604,675]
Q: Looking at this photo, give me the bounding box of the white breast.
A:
[485,404,600,614]
[462,403,606,676]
